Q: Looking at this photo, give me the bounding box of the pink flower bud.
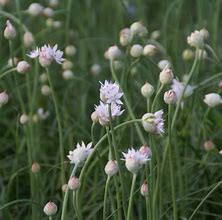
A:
[31,162,40,173]
[4,20,16,40]
[68,176,80,191]
[91,111,98,123]
[43,201,57,216]
[159,68,174,85]
[204,140,215,151]
[140,182,148,196]
[17,61,30,74]
[104,160,119,177]
[0,91,9,107]
[139,145,152,157]
[23,32,34,48]
[164,90,177,105]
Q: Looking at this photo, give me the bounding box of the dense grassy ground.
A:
[1,0,222,219]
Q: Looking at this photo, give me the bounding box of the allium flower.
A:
[187,30,204,48]
[122,148,150,174]
[171,79,194,101]
[100,80,123,105]
[37,108,50,120]
[95,102,124,126]
[203,93,222,107]
[27,44,65,67]
[4,20,16,40]
[142,110,164,135]
[67,141,93,165]
[43,201,57,216]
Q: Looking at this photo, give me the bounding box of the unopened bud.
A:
[90,64,101,76]
[42,7,54,17]
[141,82,154,98]
[159,68,174,84]
[40,73,48,83]
[204,140,215,151]
[218,80,222,91]
[107,46,122,60]
[62,184,68,192]
[41,85,51,96]
[130,21,148,37]
[150,30,160,40]
[27,3,43,16]
[17,61,30,74]
[164,90,177,104]
[62,60,73,70]
[0,0,10,7]
[158,60,171,70]
[4,20,16,40]
[20,113,29,125]
[140,182,148,196]
[49,0,59,8]
[130,44,143,58]
[204,93,222,107]
[143,44,156,57]
[91,111,98,123]
[139,145,152,157]
[125,158,140,174]
[0,91,9,107]
[182,49,194,61]
[119,28,132,46]
[104,160,119,177]
[31,162,40,173]
[68,176,80,191]
[23,32,34,48]
[62,70,73,80]
[43,201,57,216]
[65,45,77,56]
[200,28,209,40]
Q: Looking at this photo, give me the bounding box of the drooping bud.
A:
[204,140,215,151]
[203,93,222,107]
[43,201,57,216]
[164,90,177,104]
[31,162,40,173]
[141,82,154,98]
[68,176,81,191]
[104,160,119,177]
[4,20,16,40]
[143,44,156,57]
[16,61,30,74]
[23,32,34,48]
[159,68,174,85]
[140,182,149,197]
[130,44,143,58]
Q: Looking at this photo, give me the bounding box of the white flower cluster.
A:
[27,44,65,67]
[67,141,93,165]
[94,80,124,126]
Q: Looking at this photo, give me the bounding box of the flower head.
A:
[171,79,194,102]
[67,141,93,165]
[203,93,222,107]
[142,110,164,135]
[122,148,150,174]
[187,30,204,48]
[100,80,123,105]
[27,44,65,67]
[95,102,124,126]
[4,20,16,40]
[43,201,57,216]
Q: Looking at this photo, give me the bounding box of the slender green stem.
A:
[46,68,65,185]
[61,164,78,220]
[127,174,137,220]
[0,68,17,80]
[49,217,52,220]
[108,105,126,218]
[188,181,222,220]
[145,196,150,220]
[110,60,146,144]
[65,0,73,43]
[204,44,220,63]
[103,176,110,220]
[168,105,177,219]
[151,84,164,112]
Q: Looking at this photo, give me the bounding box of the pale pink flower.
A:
[95,101,124,126]
[100,80,123,105]
[67,141,93,165]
